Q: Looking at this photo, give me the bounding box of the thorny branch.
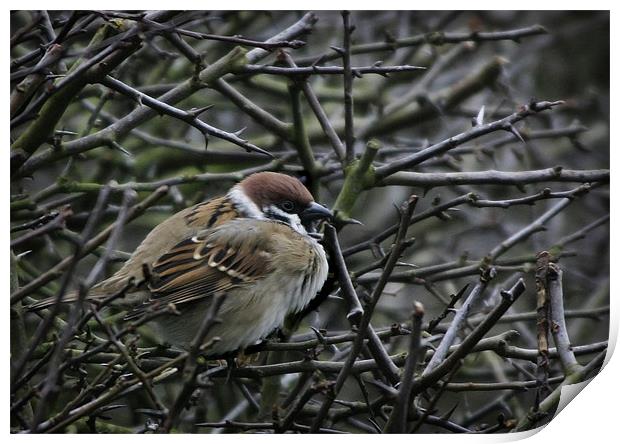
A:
[10,10,609,434]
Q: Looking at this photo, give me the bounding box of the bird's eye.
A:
[280,201,295,212]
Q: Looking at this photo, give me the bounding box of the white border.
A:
[4,3,616,442]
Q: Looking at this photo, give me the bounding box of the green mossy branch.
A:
[332,139,381,222]
[11,21,140,171]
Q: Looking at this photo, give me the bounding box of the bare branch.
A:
[381,168,609,188]
[294,25,548,65]
[376,100,565,179]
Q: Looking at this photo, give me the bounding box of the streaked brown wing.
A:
[183,196,238,228]
[124,220,276,320]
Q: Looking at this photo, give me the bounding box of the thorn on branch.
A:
[187,104,214,118]
[329,45,345,56]
[106,140,132,157]
[505,123,525,143]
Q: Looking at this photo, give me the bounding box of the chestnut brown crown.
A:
[239,172,314,212]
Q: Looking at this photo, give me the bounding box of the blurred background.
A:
[10,11,609,433]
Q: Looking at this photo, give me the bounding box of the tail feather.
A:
[26,273,139,312]
[26,289,111,311]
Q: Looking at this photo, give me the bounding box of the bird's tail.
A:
[26,274,134,312]
[26,291,106,311]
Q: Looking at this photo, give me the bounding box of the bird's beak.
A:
[301,202,333,224]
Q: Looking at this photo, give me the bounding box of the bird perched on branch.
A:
[28,172,332,356]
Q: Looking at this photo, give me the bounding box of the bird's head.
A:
[229,172,333,234]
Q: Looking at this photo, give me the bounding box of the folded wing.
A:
[125,219,278,320]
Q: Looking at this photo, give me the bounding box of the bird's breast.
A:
[154,238,328,356]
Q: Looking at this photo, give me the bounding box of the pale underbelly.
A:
[151,274,318,355]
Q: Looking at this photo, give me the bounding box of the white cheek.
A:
[288,214,307,235]
[227,186,264,219]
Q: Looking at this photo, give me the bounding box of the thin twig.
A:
[341,11,355,164]
[375,100,565,179]
[412,279,527,397]
[99,75,272,156]
[160,294,226,432]
[309,196,417,432]
[323,224,401,384]
[280,51,346,162]
[237,64,425,76]
[547,262,583,375]
[423,267,496,375]
[12,186,169,304]
[384,302,425,433]
[294,25,548,65]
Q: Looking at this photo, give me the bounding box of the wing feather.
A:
[124,219,276,320]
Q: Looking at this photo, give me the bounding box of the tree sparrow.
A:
[28,172,332,355]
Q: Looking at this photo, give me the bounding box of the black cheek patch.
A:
[265,208,290,224]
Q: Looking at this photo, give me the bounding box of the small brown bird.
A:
[29,172,332,356]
